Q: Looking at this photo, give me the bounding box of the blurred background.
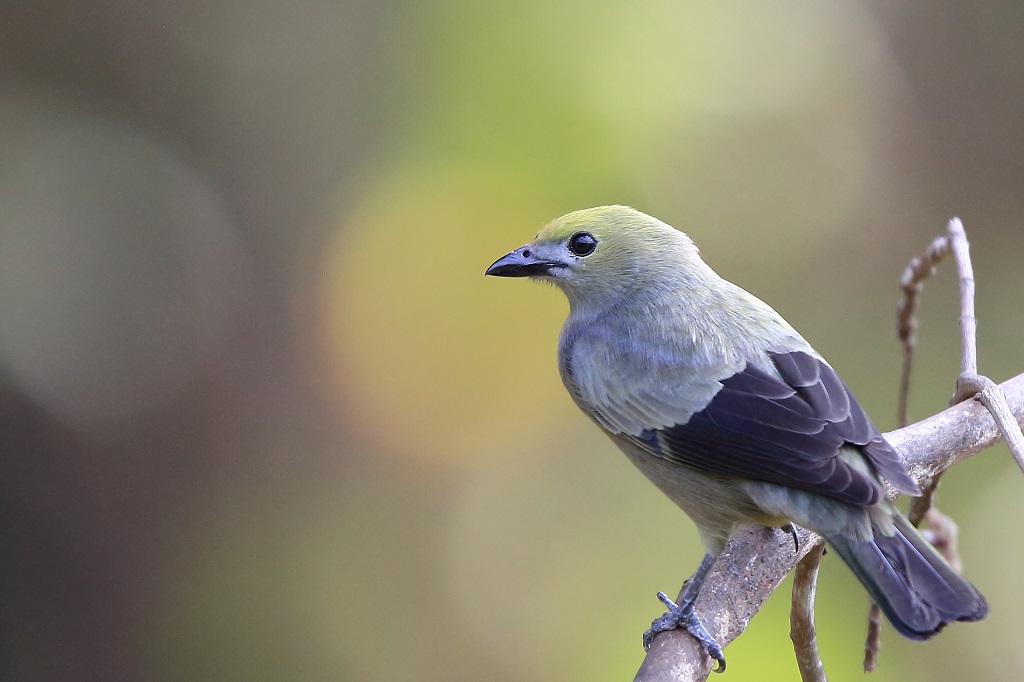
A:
[0,1,1022,680]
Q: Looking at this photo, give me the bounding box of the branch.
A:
[633,372,1024,682]
[942,218,1024,468]
[863,602,883,673]
[947,218,978,379]
[895,232,948,426]
[956,373,1024,473]
[790,545,827,682]
[890,373,1024,477]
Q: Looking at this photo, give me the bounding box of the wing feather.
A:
[637,351,919,506]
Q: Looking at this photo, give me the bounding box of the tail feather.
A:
[825,513,987,640]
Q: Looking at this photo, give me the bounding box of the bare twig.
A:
[907,474,939,525]
[863,604,882,673]
[942,219,1024,468]
[633,373,1024,682]
[867,217,987,670]
[867,226,955,672]
[942,219,977,381]
[895,233,949,426]
[790,545,827,682]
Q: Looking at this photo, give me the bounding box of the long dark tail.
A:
[824,513,988,639]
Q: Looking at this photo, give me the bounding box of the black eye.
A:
[567,232,597,257]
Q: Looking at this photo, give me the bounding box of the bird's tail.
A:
[823,512,988,639]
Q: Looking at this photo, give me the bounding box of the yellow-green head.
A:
[485,205,705,308]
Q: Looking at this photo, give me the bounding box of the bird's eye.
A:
[568,232,598,257]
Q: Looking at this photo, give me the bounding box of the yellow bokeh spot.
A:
[311,164,573,464]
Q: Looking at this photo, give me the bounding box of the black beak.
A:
[485,248,565,277]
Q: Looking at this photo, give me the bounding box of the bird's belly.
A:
[616,440,786,554]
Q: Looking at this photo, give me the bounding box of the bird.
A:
[485,205,987,672]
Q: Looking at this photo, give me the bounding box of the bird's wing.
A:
[622,351,918,507]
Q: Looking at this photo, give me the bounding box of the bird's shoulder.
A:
[557,302,745,436]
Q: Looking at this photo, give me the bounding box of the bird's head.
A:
[485,205,702,308]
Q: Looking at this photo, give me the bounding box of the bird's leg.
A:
[643,553,726,672]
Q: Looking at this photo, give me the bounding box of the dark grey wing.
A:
[635,351,919,507]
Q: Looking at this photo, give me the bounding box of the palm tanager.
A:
[485,205,987,671]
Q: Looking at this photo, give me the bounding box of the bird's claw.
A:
[642,592,726,673]
[783,522,800,553]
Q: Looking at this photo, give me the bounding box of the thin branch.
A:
[895,233,949,426]
[868,217,1005,668]
[868,230,949,670]
[947,218,978,379]
[790,545,827,682]
[863,604,882,673]
[872,222,962,672]
[907,475,939,525]
[915,218,1024,469]
[633,373,1024,682]
[943,219,1024,468]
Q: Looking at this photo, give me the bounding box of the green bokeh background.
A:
[1,2,1022,681]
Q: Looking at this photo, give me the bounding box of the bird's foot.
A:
[643,592,726,673]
